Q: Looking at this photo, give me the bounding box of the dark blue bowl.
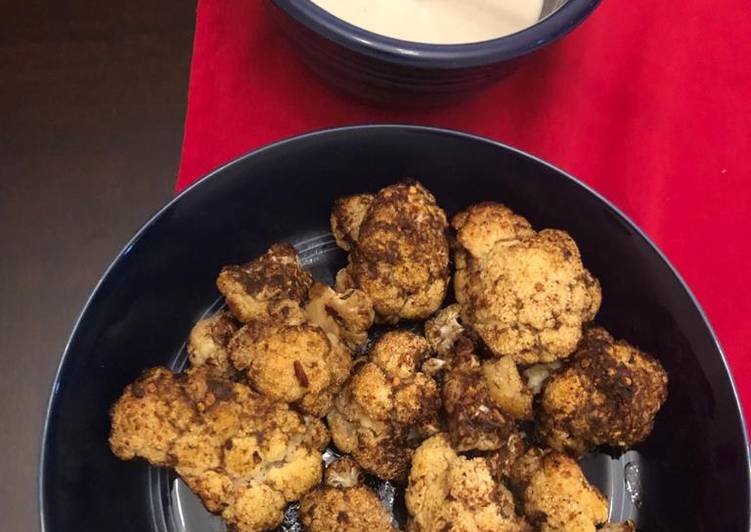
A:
[39,126,749,531]
[271,0,602,103]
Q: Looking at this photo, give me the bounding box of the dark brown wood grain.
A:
[0,0,195,528]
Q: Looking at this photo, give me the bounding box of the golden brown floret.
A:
[216,243,313,324]
[483,356,533,420]
[452,203,601,364]
[510,448,608,532]
[187,311,240,376]
[109,367,328,532]
[333,182,450,323]
[406,433,532,532]
[330,193,374,251]
[539,327,669,456]
[327,331,441,480]
[305,282,375,351]
[442,340,524,452]
[229,321,351,417]
[300,457,396,532]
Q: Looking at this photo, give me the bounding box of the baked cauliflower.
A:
[539,327,668,456]
[216,246,374,417]
[406,433,532,532]
[452,203,601,364]
[229,321,352,417]
[510,447,608,532]
[327,331,441,480]
[332,182,450,323]
[331,193,374,252]
[109,366,328,532]
[300,457,396,532]
[305,281,375,351]
[186,310,240,377]
[442,339,529,452]
[216,243,313,324]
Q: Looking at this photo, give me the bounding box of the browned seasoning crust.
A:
[539,327,669,456]
[442,340,520,453]
[186,310,241,377]
[110,185,671,532]
[332,182,450,323]
[216,243,313,324]
[210,245,374,418]
[510,447,608,532]
[327,331,441,481]
[300,457,396,532]
[452,203,601,364]
[406,433,533,532]
[229,321,352,417]
[109,366,328,532]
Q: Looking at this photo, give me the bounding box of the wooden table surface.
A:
[0,1,195,529]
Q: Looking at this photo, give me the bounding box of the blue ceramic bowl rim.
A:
[272,0,602,69]
[38,125,750,530]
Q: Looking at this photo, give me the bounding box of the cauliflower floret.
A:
[424,304,466,359]
[331,193,374,251]
[324,455,362,488]
[539,327,669,456]
[109,367,328,532]
[305,282,375,351]
[187,311,241,376]
[510,448,608,532]
[370,329,433,380]
[452,203,601,364]
[486,432,527,480]
[216,243,313,324]
[229,321,351,417]
[442,340,522,452]
[300,457,396,532]
[406,433,532,532]
[327,331,441,480]
[333,182,450,323]
[483,356,533,420]
[524,361,563,395]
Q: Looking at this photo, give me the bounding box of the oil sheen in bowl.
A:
[310,0,544,44]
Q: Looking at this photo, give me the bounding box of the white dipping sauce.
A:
[310,0,545,44]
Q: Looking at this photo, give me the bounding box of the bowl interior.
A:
[40,126,749,531]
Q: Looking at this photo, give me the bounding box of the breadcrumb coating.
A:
[406,434,532,532]
[510,448,608,532]
[332,182,450,323]
[187,311,240,377]
[216,243,313,324]
[109,367,328,531]
[327,331,441,480]
[539,327,668,455]
[452,203,601,364]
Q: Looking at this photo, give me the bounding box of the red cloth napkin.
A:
[177,0,751,418]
